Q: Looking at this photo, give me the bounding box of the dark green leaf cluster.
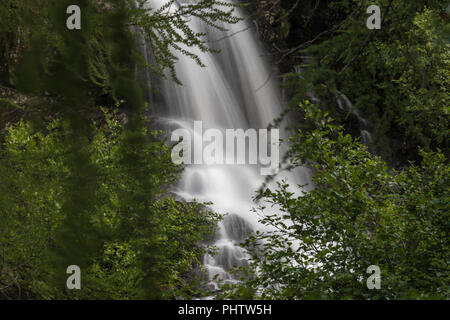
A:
[0,108,220,299]
[277,0,449,165]
[0,0,234,299]
[222,101,449,299]
[132,0,242,83]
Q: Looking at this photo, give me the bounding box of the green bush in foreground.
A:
[0,108,219,299]
[222,101,449,300]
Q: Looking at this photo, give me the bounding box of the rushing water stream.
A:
[142,0,310,291]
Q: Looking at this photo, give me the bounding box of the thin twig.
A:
[338,0,394,74]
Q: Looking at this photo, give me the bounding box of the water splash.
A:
[142,0,308,291]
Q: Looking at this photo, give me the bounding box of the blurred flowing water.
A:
[142,0,310,291]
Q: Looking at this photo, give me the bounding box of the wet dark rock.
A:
[216,245,249,271]
[223,214,253,242]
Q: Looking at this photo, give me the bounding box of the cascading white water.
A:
[337,93,373,148]
[143,0,310,291]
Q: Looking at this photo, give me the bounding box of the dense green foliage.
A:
[0,0,448,300]
[218,0,450,300]
[257,0,449,165]
[0,108,219,299]
[306,0,449,164]
[0,0,235,299]
[221,101,449,299]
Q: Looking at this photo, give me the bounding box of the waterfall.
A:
[337,93,373,148]
[142,0,309,292]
